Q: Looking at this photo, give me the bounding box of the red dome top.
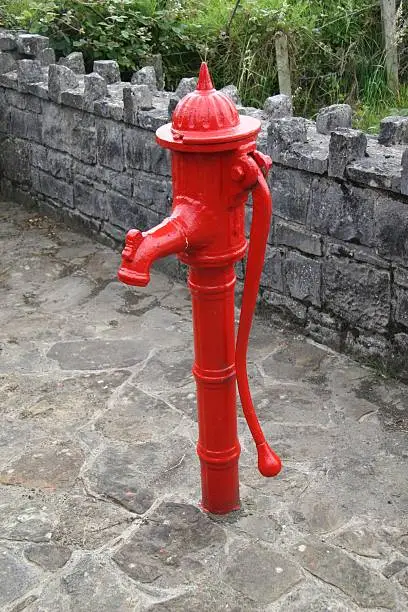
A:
[172,63,240,138]
[156,63,260,149]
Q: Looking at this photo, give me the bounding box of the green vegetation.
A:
[1,0,407,131]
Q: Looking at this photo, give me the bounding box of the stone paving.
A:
[0,199,408,611]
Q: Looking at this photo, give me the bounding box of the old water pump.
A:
[118,63,281,514]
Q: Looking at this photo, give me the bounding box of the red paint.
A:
[118,63,281,514]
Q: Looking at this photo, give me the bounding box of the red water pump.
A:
[118,63,281,514]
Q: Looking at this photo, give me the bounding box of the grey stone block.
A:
[32,169,74,206]
[25,81,48,99]
[168,95,180,117]
[328,128,367,178]
[378,116,408,146]
[0,136,31,182]
[0,51,17,74]
[309,178,375,246]
[17,59,43,85]
[142,53,164,90]
[168,77,198,117]
[270,165,312,224]
[59,52,85,75]
[0,31,17,51]
[5,89,26,110]
[274,218,322,256]
[268,117,307,156]
[97,119,124,170]
[31,143,73,181]
[374,196,408,261]
[133,171,171,213]
[42,104,85,153]
[131,66,157,92]
[38,47,55,67]
[0,70,18,89]
[262,290,307,323]
[136,106,168,131]
[325,240,387,269]
[395,266,408,289]
[102,168,133,197]
[71,117,97,164]
[84,72,108,106]
[16,33,49,57]
[8,107,42,142]
[26,94,42,113]
[124,127,170,175]
[263,94,293,119]
[316,104,352,135]
[60,89,85,110]
[260,246,284,292]
[220,84,241,105]
[323,257,390,332]
[284,251,321,306]
[48,64,78,103]
[306,308,342,350]
[175,76,197,98]
[42,103,68,151]
[74,178,108,219]
[106,190,158,230]
[347,148,401,193]
[123,84,153,123]
[93,60,120,84]
[93,99,124,122]
[400,148,408,196]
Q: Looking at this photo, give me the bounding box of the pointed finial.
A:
[196,62,214,92]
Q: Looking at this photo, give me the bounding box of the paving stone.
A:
[95,386,183,443]
[84,438,193,514]
[277,581,358,611]
[293,538,396,608]
[332,525,386,558]
[145,582,256,611]
[397,568,408,589]
[382,558,408,578]
[113,502,226,587]
[52,494,132,549]
[0,440,84,490]
[223,542,302,604]
[47,338,148,370]
[1,505,54,544]
[291,496,347,535]
[0,548,39,608]
[24,543,71,570]
[60,556,141,610]
[262,337,331,381]
[0,201,408,608]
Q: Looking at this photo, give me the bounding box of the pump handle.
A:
[235,157,282,477]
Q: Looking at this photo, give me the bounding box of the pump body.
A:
[118,64,281,514]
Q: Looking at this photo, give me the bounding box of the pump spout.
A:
[118,198,215,287]
[118,217,187,287]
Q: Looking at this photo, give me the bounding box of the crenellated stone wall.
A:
[1,29,408,377]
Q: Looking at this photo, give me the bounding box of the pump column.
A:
[188,264,240,514]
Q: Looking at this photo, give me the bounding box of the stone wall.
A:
[1,29,408,377]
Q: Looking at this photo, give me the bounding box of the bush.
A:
[0,0,202,85]
[1,0,407,128]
